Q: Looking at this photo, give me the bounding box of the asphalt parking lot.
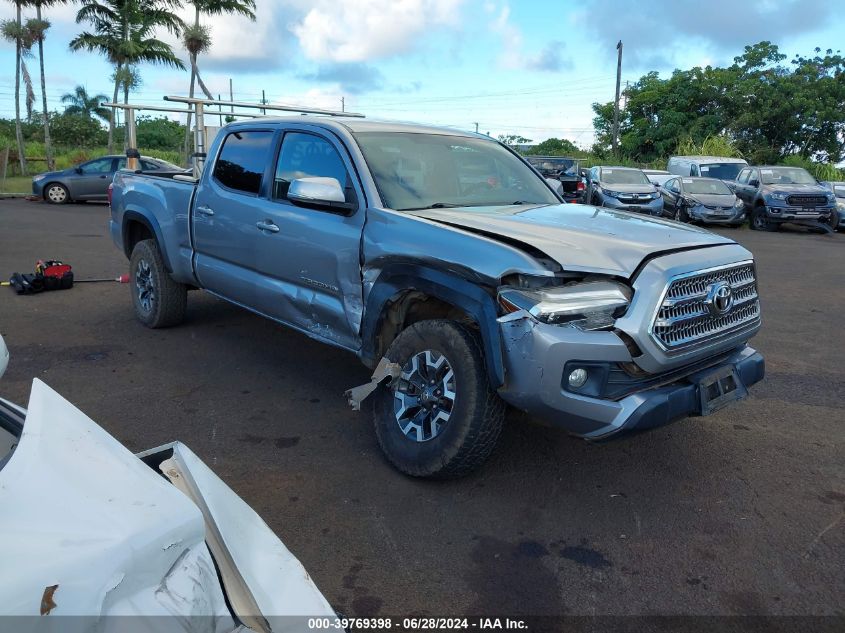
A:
[0,198,843,620]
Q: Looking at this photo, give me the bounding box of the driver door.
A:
[73,157,116,199]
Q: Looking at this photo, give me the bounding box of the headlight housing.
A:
[498,280,632,330]
[734,198,744,208]
[601,187,621,198]
[769,192,787,201]
[826,193,836,203]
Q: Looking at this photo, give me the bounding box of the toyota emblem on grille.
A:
[706,281,734,315]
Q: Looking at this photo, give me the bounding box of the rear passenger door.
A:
[192,128,277,310]
[248,128,366,349]
[734,168,756,204]
[661,177,680,215]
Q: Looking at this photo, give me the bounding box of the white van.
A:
[667,156,748,181]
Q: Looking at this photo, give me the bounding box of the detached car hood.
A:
[0,379,334,629]
[408,204,733,277]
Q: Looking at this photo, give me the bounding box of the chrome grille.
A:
[652,263,760,351]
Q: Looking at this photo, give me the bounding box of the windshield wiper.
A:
[399,202,463,211]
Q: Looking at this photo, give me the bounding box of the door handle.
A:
[196,205,215,216]
[256,220,280,233]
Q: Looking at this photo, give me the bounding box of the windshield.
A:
[700,163,745,180]
[527,157,577,175]
[354,132,559,211]
[760,167,816,185]
[601,169,649,185]
[684,179,732,195]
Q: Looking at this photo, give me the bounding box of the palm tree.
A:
[29,1,66,170]
[61,85,111,122]
[2,0,29,174]
[70,0,185,153]
[182,0,255,158]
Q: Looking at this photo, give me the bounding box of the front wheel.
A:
[129,239,187,328]
[750,206,777,232]
[44,182,70,204]
[372,319,506,478]
[826,211,840,231]
[673,205,690,223]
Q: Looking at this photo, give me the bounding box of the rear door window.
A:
[81,158,115,174]
[213,131,274,194]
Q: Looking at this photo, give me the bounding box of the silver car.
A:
[32,154,185,204]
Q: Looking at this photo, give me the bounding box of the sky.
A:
[1,0,844,148]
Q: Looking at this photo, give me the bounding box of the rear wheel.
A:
[44,182,69,204]
[750,206,777,232]
[129,239,187,328]
[372,319,506,479]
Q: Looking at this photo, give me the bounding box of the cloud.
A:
[291,0,465,63]
[488,4,571,72]
[300,63,384,94]
[582,0,840,68]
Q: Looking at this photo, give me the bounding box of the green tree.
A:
[591,41,845,165]
[525,137,580,156]
[49,111,108,147]
[70,0,185,153]
[497,134,532,148]
[61,85,111,121]
[136,115,185,150]
[181,0,256,159]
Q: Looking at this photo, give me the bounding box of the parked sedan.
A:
[32,155,186,204]
[585,166,663,215]
[660,176,746,225]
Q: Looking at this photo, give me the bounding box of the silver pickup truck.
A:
[109,117,764,478]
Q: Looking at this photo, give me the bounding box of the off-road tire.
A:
[129,239,187,328]
[826,210,840,232]
[44,182,70,204]
[372,319,506,479]
[750,205,777,232]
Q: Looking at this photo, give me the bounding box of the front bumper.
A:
[688,205,746,225]
[497,315,764,440]
[764,203,835,223]
[31,179,45,197]
[601,195,663,215]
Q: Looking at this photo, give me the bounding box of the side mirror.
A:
[74,166,83,174]
[749,179,759,188]
[288,177,354,213]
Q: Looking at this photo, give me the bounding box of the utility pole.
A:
[474,122,479,133]
[612,40,623,156]
[261,89,266,115]
[229,78,234,117]
[341,96,345,112]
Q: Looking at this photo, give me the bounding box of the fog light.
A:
[568,368,588,388]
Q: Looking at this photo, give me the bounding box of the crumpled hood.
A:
[407,204,734,277]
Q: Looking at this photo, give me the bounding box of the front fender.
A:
[360,264,505,387]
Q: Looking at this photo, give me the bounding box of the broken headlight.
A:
[498,280,632,330]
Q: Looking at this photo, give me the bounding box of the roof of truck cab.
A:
[227,116,485,138]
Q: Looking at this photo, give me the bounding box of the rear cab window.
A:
[212,130,275,194]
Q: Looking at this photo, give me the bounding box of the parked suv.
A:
[110,117,764,478]
[667,156,748,181]
[733,165,837,231]
[585,166,663,215]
